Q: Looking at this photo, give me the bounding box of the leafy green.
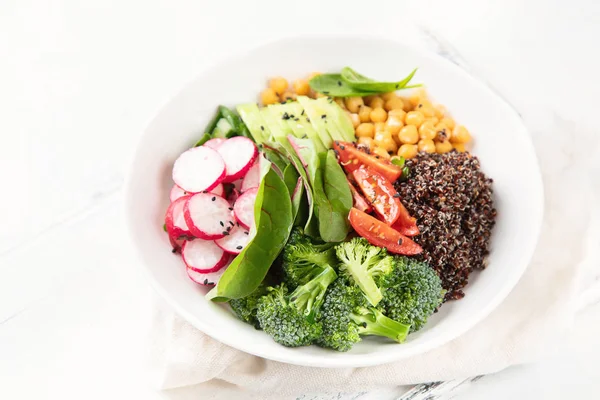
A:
[391,156,406,167]
[308,67,421,97]
[208,164,293,300]
[283,164,303,222]
[194,132,211,147]
[341,67,421,93]
[308,74,378,97]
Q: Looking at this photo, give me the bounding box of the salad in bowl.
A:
[126,36,542,367]
[163,67,495,351]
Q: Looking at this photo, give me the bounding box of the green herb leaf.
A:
[391,156,406,168]
[194,132,212,147]
[309,74,379,97]
[162,223,167,232]
[341,67,420,93]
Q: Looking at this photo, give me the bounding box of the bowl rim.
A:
[125,34,544,367]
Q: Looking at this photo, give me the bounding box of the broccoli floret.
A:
[256,265,337,347]
[281,227,337,288]
[379,257,445,332]
[229,283,268,329]
[319,278,410,352]
[335,238,394,306]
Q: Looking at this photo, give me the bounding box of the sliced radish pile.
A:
[184,193,234,240]
[170,185,188,202]
[241,160,261,192]
[215,225,252,254]
[216,137,258,182]
[165,195,192,239]
[182,239,229,273]
[173,146,226,193]
[233,187,258,229]
[186,262,229,286]
[204,138,226,150]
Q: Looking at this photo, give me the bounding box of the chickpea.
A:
[358,136,375,148]
[358,105,372,122]
[398,125,419,144]
[418,121,437,140]
[401,97,413,112]
[374,122,387,134]
[349,113,360,129]
[345,97,364,113]
[398,144,418,159]
[434,123,450,142]
[434,104,447,119]
[370,107,388,123]
[334,98,346,110]
[385,97,405,112]
[451,125,472,143]
[293,79,310,96]
[453,143,467,152]
[405,111,425,127]
[371,146,391,159]
[440,117,455,130]
[436,140,453,154]
[355,122,375,138]
[368,96,385,109]
[261,88,279,105]
[418,139,436,153]
[409,88,427,106]
[386,115,404,135]
[269,77,289,95]
[417,104,435,118]
[427,116,440,126]
[388,109,406,121]
[382,92,398,101]
[280,91,295,102]
[374,131,398,153]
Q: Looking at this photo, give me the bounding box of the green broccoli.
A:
[379,257,445,332]
[256,265,337,347]
[229,283,268,329]
[281,227,337,288]
[318,278,411,352]
[335,238,394,306]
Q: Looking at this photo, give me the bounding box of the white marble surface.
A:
[1,0,599,399]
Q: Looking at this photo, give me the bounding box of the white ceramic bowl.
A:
[125,36,543,367]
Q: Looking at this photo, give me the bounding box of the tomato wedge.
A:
[348,208,422,255]
[346,178,372,213]
[352,165,401,225]
[392,215,420,237]
[334,141,402,182]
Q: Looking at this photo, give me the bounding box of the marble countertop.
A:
[1,0,599,399]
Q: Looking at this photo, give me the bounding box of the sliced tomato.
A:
[352,165,401,225]
[346,177,372,213]
[392,211,420,237]
[348,208,422,255]
[334,141,402,182]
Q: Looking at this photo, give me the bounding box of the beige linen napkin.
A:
[146,114,599,399]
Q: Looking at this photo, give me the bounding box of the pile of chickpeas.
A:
[259,75,472,160]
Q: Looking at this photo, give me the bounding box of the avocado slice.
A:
[296,96,334,148]
[236,103,269,144]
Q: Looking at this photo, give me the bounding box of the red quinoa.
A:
[395,151,496,301]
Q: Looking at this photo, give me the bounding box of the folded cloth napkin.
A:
[146,117,599,399]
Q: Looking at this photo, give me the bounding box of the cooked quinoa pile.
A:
[395,151,496,301]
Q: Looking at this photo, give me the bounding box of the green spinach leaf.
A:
[341,67,421,93]
[208,165,293,300]
[309,73,378,97]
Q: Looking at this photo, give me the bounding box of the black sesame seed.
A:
[301,110,305,116]
[171,248,177,254]
[211,196,216,201]
[219,221,224,227]
[203,279,208,285]
[236,246,243,250]
[337,81,342,86]
[260,125,264,131]
[323,91,329,94]
[244,231,249,235]
[393,193,401,198]
[228,207,233,211]
[397,238,403,245]
[321,114,326,119]
[395,84,399,89]
[222,231,229,236]
[339,145,345,150]
[228,221,234,226]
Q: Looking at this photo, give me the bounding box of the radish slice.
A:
[241,161,261,192]
[186,261,230,286]
[170,185,188,202]
[182,239,229,273]
[184,193,235,240]
[169,236,186,253]
[165,195,192,239]
[204,138,226,150]
[170,184,223,202]
[215,224,253,254]
[209,183,224,197]
[216,137,258,182]
[233,187,258,229]
[172,147,226,193]
[227,187,240,204]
